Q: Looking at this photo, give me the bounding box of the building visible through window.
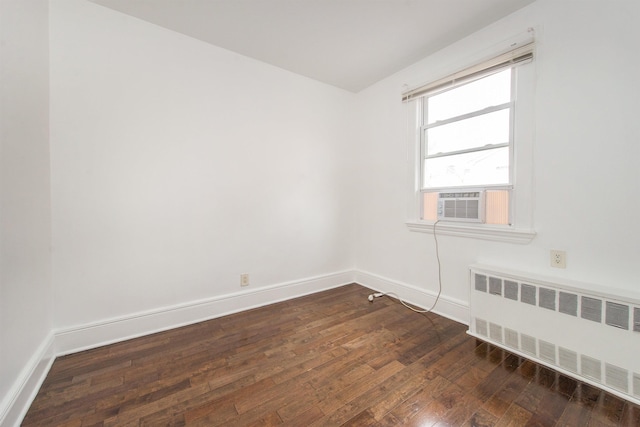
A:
[421,68,513,224]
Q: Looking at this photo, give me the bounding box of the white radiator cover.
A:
[469,264,640,405]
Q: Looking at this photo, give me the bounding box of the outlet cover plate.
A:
[240,273,250,287]
[550,250,566,269]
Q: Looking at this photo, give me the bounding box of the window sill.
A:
[406,221,536,244]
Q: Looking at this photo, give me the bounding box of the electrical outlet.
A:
[240,273,250,287]
[550,250,566,269]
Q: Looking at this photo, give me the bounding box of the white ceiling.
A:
[90,0,536,93]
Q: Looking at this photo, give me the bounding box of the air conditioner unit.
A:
[437,191,485,223]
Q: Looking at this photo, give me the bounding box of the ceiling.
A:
[90,0,536,93]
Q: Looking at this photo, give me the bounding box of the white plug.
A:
[368,293,384,302]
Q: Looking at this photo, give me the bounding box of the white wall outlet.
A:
[240,273,250,287]
[550,250,566,269]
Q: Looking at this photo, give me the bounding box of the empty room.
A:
[1,0,639,425]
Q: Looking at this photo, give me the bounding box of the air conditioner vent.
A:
[437,191,485,222]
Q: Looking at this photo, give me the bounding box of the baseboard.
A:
[3,268,468,426]
[354,270,469,325]
[54,270,356,356]
[0,332,55,427]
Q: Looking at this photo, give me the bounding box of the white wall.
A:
[50,0,357,332]
[354,0,640,307]
[0,0,52,423]
[4,0,640,422]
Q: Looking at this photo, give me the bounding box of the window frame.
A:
[419,67,516,224]
[404,39,537,243]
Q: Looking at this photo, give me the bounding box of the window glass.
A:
[426,109,510,155]
[427,70,511,124]
[423,146,509,188]
[485,190,510,224]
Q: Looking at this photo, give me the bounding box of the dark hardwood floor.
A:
[23,284,640,426]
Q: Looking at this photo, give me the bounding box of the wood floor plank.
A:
[313,360,406,422]
[495,403,533,427]
[462,408,499,427]
[280,405,325,426]
[22,283,640,427]
[367,362,436,421]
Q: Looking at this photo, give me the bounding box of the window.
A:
[403,42,535,231]
[423,69,512,189]
[422,69,513,224]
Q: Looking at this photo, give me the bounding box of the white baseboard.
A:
[0,333,55,427]
[1,270,355,427]
[2,268,469,427]
[54,270,356,356]
[354,270,469,325]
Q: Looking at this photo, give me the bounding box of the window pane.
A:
[423,146,509,188]
[427,69,511,124]
[422,192,438,221]
[426,109,510,155]
[485,190,510,225]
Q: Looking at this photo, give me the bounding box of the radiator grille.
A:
[606,302,629,330]
[581,297,602,323]
[489,277,502,296]
[475,274,487,292]
[505,328,519,349]
[521,284,536,305]
[559,347,578,373]
[539,340,556,364]
[581,355,601,381]
[559,292,578,316]
[539,288,556,311]
[476,318,487,337]
[606,364,629,393]
[504,280,518,301]
[521,334,536,356]
[489,323,503,343]
[469,266,640,406]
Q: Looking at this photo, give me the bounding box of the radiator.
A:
[469,264,640,405]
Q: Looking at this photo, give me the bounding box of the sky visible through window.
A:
[424,70,511,189]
